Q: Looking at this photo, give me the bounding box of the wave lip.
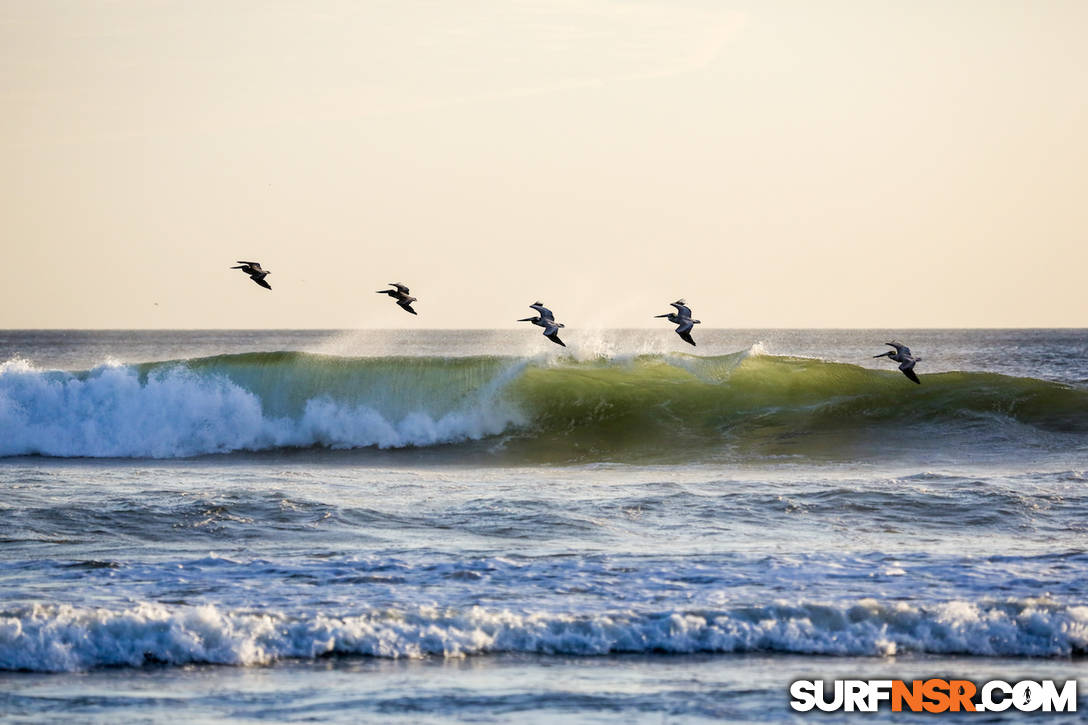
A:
[3,598,1086,672]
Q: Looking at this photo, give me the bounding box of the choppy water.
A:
[1,329,1086,722]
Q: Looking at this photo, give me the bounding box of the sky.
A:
[1,0,1085,328]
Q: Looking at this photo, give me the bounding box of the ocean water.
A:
[1,329,1086,722]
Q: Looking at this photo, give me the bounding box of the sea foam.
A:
[0,362,520,458]
[2,599,1086,672]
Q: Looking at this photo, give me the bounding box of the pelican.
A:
[874,342,922,384]
[376,282,418,315]
[518,302,566,346]
[231,261,271,290]
[655,299,701,346]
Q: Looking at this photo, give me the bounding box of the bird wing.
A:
[545,331,566,347]
[238,261,263,271]
[677,330,696,346]
[675,319,695,335]
[671,301,692,317]
[885,342,910,357]
[390,283,409,294]
[530,303,554,320]
[900,366,921,384]
[543,324,560,337]
[397,300,417,314]
[254,277,271,290]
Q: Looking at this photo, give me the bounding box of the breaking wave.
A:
[2,598,1086,672]
[0,351,1085,460]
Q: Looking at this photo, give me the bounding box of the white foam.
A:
[3,598,1086,672]
[0,357,37,375]
[0,362,524,458]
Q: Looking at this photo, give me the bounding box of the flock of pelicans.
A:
[232,260,924,385]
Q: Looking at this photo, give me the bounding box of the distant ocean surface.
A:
[1,329,1086,722]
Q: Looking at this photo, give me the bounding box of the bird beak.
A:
[653,314,669,318]
[873,353,888,358]
[517,317,533,322]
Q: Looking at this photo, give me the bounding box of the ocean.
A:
[1,329,1086,722]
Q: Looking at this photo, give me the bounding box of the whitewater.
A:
[1,329,1087,722]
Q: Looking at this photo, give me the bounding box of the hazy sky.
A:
[2,0,1085,328]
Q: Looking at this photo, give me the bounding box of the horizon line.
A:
[1,326,1086,332]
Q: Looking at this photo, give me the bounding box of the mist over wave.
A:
[0,350,1085,460]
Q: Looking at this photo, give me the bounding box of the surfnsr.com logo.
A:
[790,679,1078,713]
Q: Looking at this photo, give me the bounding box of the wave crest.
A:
[3,598,1086,672]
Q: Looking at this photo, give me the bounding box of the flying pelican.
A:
[232,261,271,290]
[655,299,701,346]
[518,302,566,346]
[376,282,418,315]
[874,342,922,384]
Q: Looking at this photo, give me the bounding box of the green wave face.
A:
[502,354,1088,462]
[122,351,1088,463]
[147,351,522,420]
